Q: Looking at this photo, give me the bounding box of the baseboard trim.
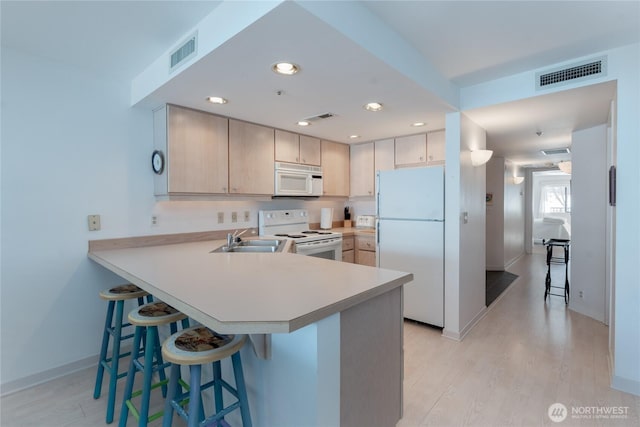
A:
[1,354,99,397]
[441,307,488,342]
[611,374,640,396]
[504,252,525,270]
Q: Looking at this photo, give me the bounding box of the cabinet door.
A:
[427,130,445,164]
[167,105,228,194]
[299,135,321,165]
[395,134,427,166]
[350,142,375,197]
[342,249,355,263]
[229,119,275,195]
[275,129,300,163]
[321,140,350,196]
[374,139,395,173]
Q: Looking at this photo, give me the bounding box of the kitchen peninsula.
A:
[88,232,412,427]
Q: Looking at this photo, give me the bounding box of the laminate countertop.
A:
[88,239,411,335]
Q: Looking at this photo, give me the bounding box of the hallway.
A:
[400,251,639,426]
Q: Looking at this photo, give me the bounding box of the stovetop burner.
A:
[301,230,332,235]
[274,233,308,239]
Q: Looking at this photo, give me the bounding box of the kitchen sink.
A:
[237,239,282,247]
[211,239,285,253]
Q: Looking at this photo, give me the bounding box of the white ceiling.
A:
[2,1,638,166]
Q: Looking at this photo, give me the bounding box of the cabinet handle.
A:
[419,156,424,161]
[296,157,299,162]
[302,158,306,163]
[222,187,227,192]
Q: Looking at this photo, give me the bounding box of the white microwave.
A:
[274,162,323,197]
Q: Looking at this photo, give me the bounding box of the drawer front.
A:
[356,250,376,267]
[356,236,376,251]
[342,236,355,251]
[342,249,355,263]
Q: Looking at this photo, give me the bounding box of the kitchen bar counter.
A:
[88,238,408,334]
[88,232,411,426]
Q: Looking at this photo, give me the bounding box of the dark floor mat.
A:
[486,270,518,306]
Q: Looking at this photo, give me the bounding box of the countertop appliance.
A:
[274,162,323,197]
[377,166,444,327]
[258,209,342,261]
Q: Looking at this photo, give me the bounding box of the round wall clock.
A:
[151,150,165,174]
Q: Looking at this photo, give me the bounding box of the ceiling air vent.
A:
[169,32,198,73]
[541,148,571,156]
[303,112,335,122]
[536,56,606,90]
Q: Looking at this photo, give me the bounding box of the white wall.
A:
[461,43,640,395]
[0,48,345,393]
[503,161,525,267]
[443,112,487,339]
[485,157,505,270]
[570,125,608,322]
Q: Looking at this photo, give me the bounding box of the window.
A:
[540,184,571,214]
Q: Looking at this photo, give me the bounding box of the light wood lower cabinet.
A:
[355,234,376,267]
[228,119,275,195]
[342,235,355,263]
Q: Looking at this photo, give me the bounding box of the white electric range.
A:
[258,209,343,261]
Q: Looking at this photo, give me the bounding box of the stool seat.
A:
[129,301,188,327]
[162,327,252,427]
[99,284,148,301]
[162,327,247,365]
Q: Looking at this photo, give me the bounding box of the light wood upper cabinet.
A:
[154,105,228,195]
[299,135,321,165]
[426,130,446,164]
[275,131,321,165]
[274,130,299,163]
[321,140,350,197]
[374,139,395,173]
[350,142,375,197]
[395,134,427,167]
[228,119,275,195]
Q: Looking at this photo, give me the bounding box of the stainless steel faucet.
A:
[227,229,248,248]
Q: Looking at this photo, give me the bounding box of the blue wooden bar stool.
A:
[161,327,252,427]
[119,301,190,427]
[94,284,150,424]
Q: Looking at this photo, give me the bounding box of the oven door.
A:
[295,238,342,261]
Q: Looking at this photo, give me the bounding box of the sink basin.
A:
[237,239,282,247]
[211,239,285,253]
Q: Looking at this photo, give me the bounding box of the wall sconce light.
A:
[470,149,493,166]
[558,161,572,174]
[512,176,525,185]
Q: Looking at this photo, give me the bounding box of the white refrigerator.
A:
[377,166,444,327]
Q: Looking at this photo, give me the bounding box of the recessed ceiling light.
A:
[411,122,426,127]
[297,121,311,127]
[364,102,383,112]
[273,62,300,75]
[349,135,360,139]
[206,96,227,104]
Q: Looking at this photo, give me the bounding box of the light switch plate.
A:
[88,215,101,231]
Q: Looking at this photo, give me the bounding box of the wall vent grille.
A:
[170,32,198,73]
[536,56,607,90]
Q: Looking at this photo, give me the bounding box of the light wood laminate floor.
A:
[2,252,639,426]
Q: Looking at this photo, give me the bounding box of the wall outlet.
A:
[244,211,250,222]
[88,214,101,231]
[231,212,238,223]
[151,216,158,226]
[217,212,224,224]
[579,291,584,298]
